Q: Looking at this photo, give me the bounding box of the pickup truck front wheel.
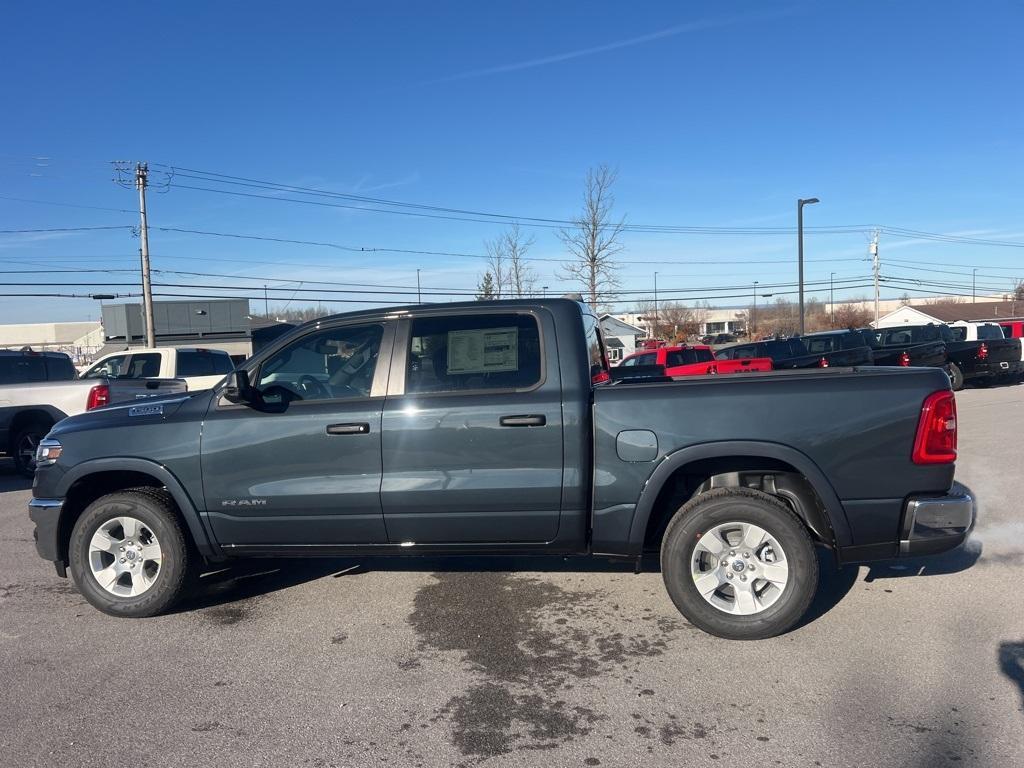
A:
[68,489,193,618]
[12,422,49,478]
[660,487,817,640]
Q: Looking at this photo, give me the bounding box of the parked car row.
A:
[617,344,774,377]
[709,322,1021,391]
[0,346,234,476]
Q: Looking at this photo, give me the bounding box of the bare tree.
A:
[924,295,966,306]
[634,300,705,341]
[832,302,874,329]
[558,165,625,310]
[485,239,508,298]
[484,224,537,298]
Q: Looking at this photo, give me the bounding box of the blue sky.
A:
[1,0,1022,322]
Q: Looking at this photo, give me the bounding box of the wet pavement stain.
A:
[406,571,697,759]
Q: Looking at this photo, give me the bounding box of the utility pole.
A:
[870,230,880,324]
[830,272,835,326]
[972,268,977,303]
[136,163,156,347]
[416,269,422,304]
[752,281,759,337]
[653,272,659,338]
[264,285,269,316]
[797,197,819,335]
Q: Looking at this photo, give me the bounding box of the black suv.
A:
[0,349,77,385]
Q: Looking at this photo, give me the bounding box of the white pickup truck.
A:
[1,376,187,476]
[80,347,234,391]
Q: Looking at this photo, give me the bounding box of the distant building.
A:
[0,321,104,363]
[99,299,255,358]
[599,314,646,363]
[874,299,1024,328]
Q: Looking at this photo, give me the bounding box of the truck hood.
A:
[48,390,214,437]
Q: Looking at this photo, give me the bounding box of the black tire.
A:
[660,487,818,641]
[12,421,51,478]
[68,488,193,618]
[945,363,964,392]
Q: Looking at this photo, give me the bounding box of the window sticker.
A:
[447,327,519,374]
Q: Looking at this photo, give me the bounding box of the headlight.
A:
[36,438,62,467]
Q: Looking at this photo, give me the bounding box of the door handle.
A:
[499,414,546,427]
[326,422,370,435]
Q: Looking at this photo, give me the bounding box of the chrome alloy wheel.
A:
[88,516,162,597]
[690,521,789,615]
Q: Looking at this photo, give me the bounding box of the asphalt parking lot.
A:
[1,387,1022,767]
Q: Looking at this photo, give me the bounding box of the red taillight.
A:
[977,342,988,360]
[899,351,911,367]
[592,370,611,385]
[87,384,110,410]
[818,357,829,368]
[912,390,957,464]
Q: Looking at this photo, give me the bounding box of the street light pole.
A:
[797,197,819,335]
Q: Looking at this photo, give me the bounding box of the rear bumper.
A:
[28,497,66,576]
[899,487,975,556]
[966,360,1019,379]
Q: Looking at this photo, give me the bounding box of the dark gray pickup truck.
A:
[28,299,974,639]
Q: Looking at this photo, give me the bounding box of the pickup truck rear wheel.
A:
[660,487,817,640]
[12,421,50,478]
[68,489,193,618]
[945,363,964,391]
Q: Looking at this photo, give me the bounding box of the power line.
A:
[0,225,134,234]
[153,163,874,235]
[0,194,136,214]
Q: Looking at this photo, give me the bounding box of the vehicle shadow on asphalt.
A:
[0,461,32,492]
[997,641,1024,711]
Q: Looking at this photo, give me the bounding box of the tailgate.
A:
[824,346,873,366]
[715,357,773,373]
[987,338,1022,364]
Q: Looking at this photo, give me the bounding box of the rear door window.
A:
[177,350,234,377]
[124,353,162,378]
[977,324,1005,340]
[665,348,714,365]
[0,355,47,384]
[406,313,542,394]
[636,353,658,366]
[804,337,834,354]
[45,355,77,380]
[947,326,967,341]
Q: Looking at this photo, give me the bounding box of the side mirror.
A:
[222,369,254,404]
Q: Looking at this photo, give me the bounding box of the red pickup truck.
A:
[619,344,773,376]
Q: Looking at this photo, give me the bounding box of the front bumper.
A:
[899,487,975,556]
[28,497,66,577]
